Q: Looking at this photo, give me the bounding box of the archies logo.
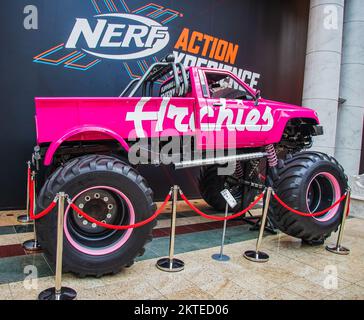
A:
[65,13,170,60]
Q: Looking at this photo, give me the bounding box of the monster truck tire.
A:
[36,155,156,277]
[199,165,227,211]
[198,165,257,212]
[269,152,348,242]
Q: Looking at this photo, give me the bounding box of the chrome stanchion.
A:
[39,192,77,300]
[23,171,41,252]
[212,203,230,262]
[326,190,351,255]
[156,185,185,272]
[244,187,271,263]
[17,161,32,224]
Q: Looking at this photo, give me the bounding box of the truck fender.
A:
[44,126,130,166]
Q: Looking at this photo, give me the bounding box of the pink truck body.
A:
[35,67,319,165]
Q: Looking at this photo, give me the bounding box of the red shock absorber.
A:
[265,144,278,168]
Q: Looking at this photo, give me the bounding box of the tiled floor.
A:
[0,200,363,300]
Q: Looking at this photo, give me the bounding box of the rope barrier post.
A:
[326,189,351,255]
[212,202,230,262]
[244,187,271,263]
[156,185,185,272]
[23,171,42,252]
[17,161,32,224]
[38,192,77,300]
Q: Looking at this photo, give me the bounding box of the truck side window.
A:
[205,72,254,101]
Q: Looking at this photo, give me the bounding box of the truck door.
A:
[199,70,272,150]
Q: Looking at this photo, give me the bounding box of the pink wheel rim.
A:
[306,172,341,222]
[64,186,135,256]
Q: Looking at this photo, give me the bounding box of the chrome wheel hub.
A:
[73,189,119,234]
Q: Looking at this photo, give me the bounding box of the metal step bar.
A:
[174,152,268,169]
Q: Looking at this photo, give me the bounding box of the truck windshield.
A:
[205,72,254,101]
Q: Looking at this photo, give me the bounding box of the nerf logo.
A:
[65,13,169,60]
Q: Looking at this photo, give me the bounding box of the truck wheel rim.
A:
[63,186,135,256]
[306,172,341,222]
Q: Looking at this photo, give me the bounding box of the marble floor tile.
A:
[325,284,364,300]
[0,283,12,300]
[255,286,306,300]
[0,207,363,300]
[282,277,336,300]
[0,234,21,246]
[356,279,364,288]
[0,254,52,285]
[166,284,213,300]
[0,226,16,235]
[0,211,27,227]
[8,276,55,300]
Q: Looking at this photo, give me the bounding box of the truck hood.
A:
[260,98,320,124]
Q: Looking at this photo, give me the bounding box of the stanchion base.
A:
[325,245,350,255]
[243,250,269,263]
[211,253,230,262]
[156,258,184,272]
[17,214,31,224]
[23,240,42,252]
[38,287,77,300]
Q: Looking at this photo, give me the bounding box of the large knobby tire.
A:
[269,152,348,242]
[36,155,156,277]
[198,164,257,212]
[199,166,227,211]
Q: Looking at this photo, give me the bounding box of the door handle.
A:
[213,103,223,107]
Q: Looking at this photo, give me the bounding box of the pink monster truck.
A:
[32,55,347,277]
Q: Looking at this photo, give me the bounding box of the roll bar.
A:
[120,55,189,97]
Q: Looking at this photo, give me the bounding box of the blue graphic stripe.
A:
[150,9,164,18]
[153,10,178,22]
[119,0,129,12]
[108,0,118,12]
[64,59,102,71]
[33,51,80,66]
[34,46,64,59]
[162,15,179,24]
[134,5,160,15]
[123,63,133,79]
[142,60,149,70]
[103,0,111,12]
[137,61,145,73]
[90,0,100,13]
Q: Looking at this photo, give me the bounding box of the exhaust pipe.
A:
[174,152,268,170]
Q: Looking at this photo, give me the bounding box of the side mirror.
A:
[254,90,261,106]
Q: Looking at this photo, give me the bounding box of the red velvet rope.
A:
[25,162,351,224]
[179,190,266,221]
[272,192,348,217]
[28,174,57,220]
[69,192,172,230]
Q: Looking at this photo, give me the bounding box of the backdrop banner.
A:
[0,0,309,209]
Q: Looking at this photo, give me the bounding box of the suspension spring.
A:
[234,162,244,179]
[248,160,260,179]
[265,144,278,168]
